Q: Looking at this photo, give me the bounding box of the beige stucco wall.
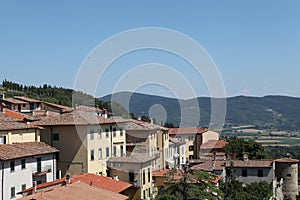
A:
[0,128,39,144]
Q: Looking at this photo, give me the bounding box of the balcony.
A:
[32,165,52,176]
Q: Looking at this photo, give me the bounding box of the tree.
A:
[224,138,268,160]
[156,168,223,200]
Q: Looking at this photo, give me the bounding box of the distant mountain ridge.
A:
[100,92,300,131]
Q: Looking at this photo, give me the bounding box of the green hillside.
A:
[100,92,300,131]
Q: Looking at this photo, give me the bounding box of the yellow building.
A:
[107,154,155,200]
[169,128,219,161]
[36,111,128,177]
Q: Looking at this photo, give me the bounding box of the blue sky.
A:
[0,1,299,98]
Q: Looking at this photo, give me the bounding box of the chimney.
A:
[113,175,119,181]
[66,173,71,184]
[33,181,37,193]
[243,154,248,162]
[150,118,154,124]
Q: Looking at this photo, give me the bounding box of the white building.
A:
[0,142,58,199]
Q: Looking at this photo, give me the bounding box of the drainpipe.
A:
[2,161,4,200]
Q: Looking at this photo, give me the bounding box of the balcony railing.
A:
[32,165,52,175]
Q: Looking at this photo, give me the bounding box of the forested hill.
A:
[100,92,300,131]
[0,80,110,110]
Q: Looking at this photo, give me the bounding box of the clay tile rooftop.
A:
[108,154,156,164]
[169,127,207,135]
[18,181,129,200]
[0,142,59,160]
[200,140,228,149]
[2,97,27,104]
[13,96,41,103]
[0,121,40,131]
[72,173,132,193]
[274,158,299,163]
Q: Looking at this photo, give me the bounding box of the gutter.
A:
[2,161,4,200]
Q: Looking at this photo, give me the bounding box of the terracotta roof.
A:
[72,173,132,193]
[35,111,129,126]
[76,105,103,113]
[108,154,156,164]
[226,160,273,168]
[13,96,41,103]
[2,98,27,104]
[0,121,41,131]
[18,181,129,200]
[43,101,73,112]
[18,178,66,194]
[200,140,228,149]
[3,109,37,121]
[0,142,59,160]
[130,119,168,131]
[152,169,170,177]
[191,160,226,171]
[274,158,299,163]
[169,127,207,135]
[0,112,19,122]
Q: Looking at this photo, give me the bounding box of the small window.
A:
[120,145,124,156]
[188,145,194,151]
[148,167,151,182]
[105,128,109,138]
[242,169,247,177]
[21,184,26,191]
[143,169,146,184]
[106,147,110,158]
[189,155,194,160]
[143,190,146,199]
[90,130,94,140]
[11,187,15,198]
[257,169,263,177]
[53,133,59,141]
[120,128,123,136]
[113,128,117,137]
[98,129,102,139]
[98,148,102,159]
[21,159,26,169]
[148,188,151,197]
[90,149,94,161]
[287,174,292,178]
[113,146,117,157]
[10,161,15,172]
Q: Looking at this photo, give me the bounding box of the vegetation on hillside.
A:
[100,92,300,131]
[0,80,128,116]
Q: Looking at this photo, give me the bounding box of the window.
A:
[143,169,145,184]
[148,188,151,197]
[129,171,134,182]
[37,157,41,173]
[0,135,6,144]
[10,161,15,172]
[21,159,26,169]
[90,150,95,161]
[148,168,151,182]
[120,145,124,156]
[90,130,94,140]
[189,145,194,151]
[105,128,109,138]
[242,169,247,177]
[98,148,102,159]
[143,190,146,200]
[113,146,117,157]
[21,184,26,191]
[189,155,194,160]
[113,128,116,137]
[106,147,110,158]
[287,174,292,178]
[53,133,59,141]
[10,187,15,198]
[98,129,102,139]
[257,169,263,177]
[120,128,123,136]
